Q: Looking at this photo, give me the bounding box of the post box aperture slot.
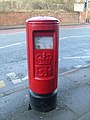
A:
[33,31,54,79]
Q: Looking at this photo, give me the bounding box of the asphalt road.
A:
[0,25,90,94]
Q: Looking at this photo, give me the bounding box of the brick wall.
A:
[0,11,84,26]
[79,12,90,23]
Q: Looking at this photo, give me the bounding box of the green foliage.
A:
[0,0,76,12]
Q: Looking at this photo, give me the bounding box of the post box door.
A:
[34,31,55,80]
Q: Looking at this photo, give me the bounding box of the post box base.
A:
[29,90,57,112]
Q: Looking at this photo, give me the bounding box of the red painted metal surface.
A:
[26,16,59,94]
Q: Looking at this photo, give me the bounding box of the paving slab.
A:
[78,111,90,120]
[60,84,90,116]
[58,76,81,93]
[12,105,78,120]
[0,88,29,120]
[63,67,90,86]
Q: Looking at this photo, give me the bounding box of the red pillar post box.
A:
[26,16,59,112]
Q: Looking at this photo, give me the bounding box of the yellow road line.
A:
[0,80,5,88]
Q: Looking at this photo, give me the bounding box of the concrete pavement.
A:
[0,64,90,120]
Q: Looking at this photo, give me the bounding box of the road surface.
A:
[0,25,90,95]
